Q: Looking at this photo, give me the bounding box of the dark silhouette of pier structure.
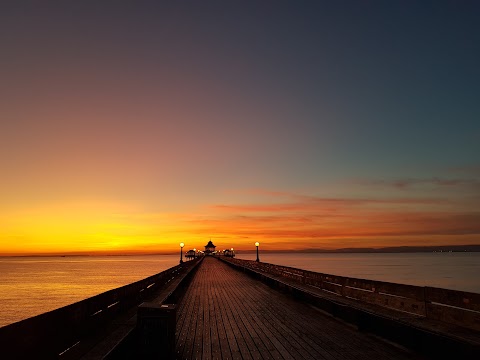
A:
[1,255,479,359]
[204,240,216,255]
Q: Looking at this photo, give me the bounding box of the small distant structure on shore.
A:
[205,240,216,255]
[223,248,235,258]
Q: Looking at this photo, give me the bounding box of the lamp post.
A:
[255,242,260,262]
[179,242,185,264]
[193,248,196,259]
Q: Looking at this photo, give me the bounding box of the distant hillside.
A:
[239,244,480,254]
[312,244,480,253]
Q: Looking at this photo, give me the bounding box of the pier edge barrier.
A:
[102,256,203,360]
[218,256,480,359]
[137,303,176,359]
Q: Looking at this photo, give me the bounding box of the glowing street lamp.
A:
[255,242,260,262]
[180,242,185,264]
[193,248,196,259]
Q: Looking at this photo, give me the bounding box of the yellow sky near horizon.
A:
[1,186,479,256]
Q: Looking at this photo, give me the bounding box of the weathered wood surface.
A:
[425,287,480,312]
[234,260,426,316]
[80,257,202,360]
[175,257,416,360]
[0,258,201,360]
[225,258,480,330]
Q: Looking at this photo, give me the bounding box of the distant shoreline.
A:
[1,244,479,257]
[237,245,480,254]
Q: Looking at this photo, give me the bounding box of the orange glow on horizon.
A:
[1,190,479,256]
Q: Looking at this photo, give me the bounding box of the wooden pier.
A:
[175,256,414,360]
[1,255,479,359]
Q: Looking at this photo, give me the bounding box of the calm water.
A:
[238,252,480,293]
[0,255,179,328]
[1,252,479,328]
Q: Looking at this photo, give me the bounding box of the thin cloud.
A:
[211,196,447,213]
[187,210,480,239]
[353,177,480,190]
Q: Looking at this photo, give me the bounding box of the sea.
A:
[1,252,479,328]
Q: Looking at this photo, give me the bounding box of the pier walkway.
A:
[2,255,478,359]
[175,257,416,360]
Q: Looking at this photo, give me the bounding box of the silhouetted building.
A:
[223,249,235,258]
[205,240,216,254]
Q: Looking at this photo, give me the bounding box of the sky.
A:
[1,1,479,255]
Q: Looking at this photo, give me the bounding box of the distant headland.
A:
[239,244,480,254]
[2,244,479,257]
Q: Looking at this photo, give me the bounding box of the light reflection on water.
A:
[1,252,479,328]
[0,255,179,327]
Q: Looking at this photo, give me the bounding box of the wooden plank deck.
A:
[175,257,419,360]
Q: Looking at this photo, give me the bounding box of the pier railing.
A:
[0,258,201,359]
[222,257,480,331]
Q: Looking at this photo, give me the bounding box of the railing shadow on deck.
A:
[0,257,202,360]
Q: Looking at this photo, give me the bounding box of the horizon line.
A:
[1,244,479,257]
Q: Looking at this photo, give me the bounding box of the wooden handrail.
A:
[223,257,480,331]
[0,258,201,359]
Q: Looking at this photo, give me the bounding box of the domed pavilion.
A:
[204,240,216,255]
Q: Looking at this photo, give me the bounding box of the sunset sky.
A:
[1,1,479,255]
